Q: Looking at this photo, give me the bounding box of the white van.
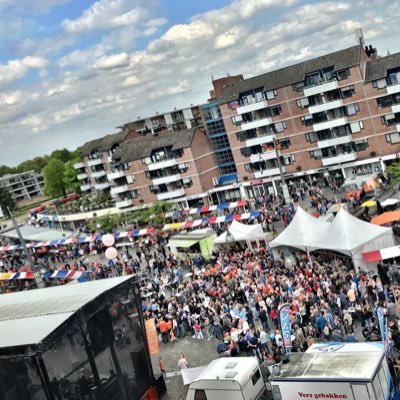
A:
[186,358,266,400]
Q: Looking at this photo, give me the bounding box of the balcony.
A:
[313,116,347,132]
[152,174,181,186]
[392,104,400,114]
[91,170,106,179]
[87,158,103,167]
[115,199,133,208]
[76,173,87,180]
[237,100,269,115]
[308,99,343,114]
[107,171,125,181]
[317,135,352,149]
[110,185,129,196]
[250,152,277,163]
[74,162,84,169]
[241,117,273,131]
[80,184,91,192]
[157,188,185,201]
[245,133,276,148]
[322,152,357,166]
[94,182,110,190]
[148,158,177,171]
[387,83,400,95]
[304,80,339,97]
[254,167,284,178]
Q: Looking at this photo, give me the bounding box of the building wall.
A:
[0,171,44,201]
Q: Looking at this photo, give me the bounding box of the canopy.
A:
[270,207,330,251]
[371,210,400,225]
[168,238,199,248]
[214,220,265,244]
[381,198,399,208]
[363,245,400,263]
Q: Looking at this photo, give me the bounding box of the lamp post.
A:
[7,207,45,288]
[272,137,291,205]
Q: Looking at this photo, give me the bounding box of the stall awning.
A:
[362,246,400,263]
[168,239,199,248]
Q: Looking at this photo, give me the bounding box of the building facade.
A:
[0,171,44,202]
[75,44,400,208]
[218,45,400,200]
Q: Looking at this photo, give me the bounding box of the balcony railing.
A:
[313,116,347,132]
[80,184,91,192]
[245,133,276,148]
[115,199,133,208]
[74,162,84,169]
[387,83,400,95]
[87,158,103,167]
[241,117,273,131]
[254,167,284,178]
[148,158,178,171]
[110,185,129,196]
[308,99,343,115]
[94,182,110,190]
[91,170,106,179]
[152,174,181,186]
[157,188,185,201]
[76,173,87,180]
[107,170,125,181]
[250,151,277,163]
[321,152,357,166]
[237,100,269,115]
[317,134,352,149]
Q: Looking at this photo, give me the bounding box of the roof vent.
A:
[225,371,238,379]
[225,362,238,369]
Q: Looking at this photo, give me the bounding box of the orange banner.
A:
[145,318,159,356]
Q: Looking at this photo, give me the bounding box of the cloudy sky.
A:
[1,0,399,166]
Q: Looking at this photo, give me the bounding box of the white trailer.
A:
[186,357,266,400]
[270,342,396,400]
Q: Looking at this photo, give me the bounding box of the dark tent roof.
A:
[219,45,362,104]
[365,52,400,82]
[113,128,196,163]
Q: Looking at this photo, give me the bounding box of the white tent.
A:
[270,207,396,270]
[270,207,330,251]
[214,220,265,244]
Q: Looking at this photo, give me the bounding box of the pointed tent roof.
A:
[317,207,394,255]
[214,220,264,244]
[270,207,330,251]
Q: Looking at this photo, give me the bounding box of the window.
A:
[182,178,192,188]
[297,97,310,108]
[270,105,282,116]
[336,68,350,81]
[381,113,396,126]
[292,81,305,92]
[301,115,313,126]
[207,120,226,135]
[202,106,221,121]
[244,163,253,172]
[282,154,295,165]
[277,137,291,149]
[178,163,189,173]
[274,121,287,133]
[240,147,252,157]
[345,103,360,116]
[251,369,261,385]
[354,139,369,151]
[231,115,243,126]
[340,85,355,99]
[350,121,364,133]
[265,89,278,100]
[126,175,135,184]
[386,132,400,144]
[376,96,394,108]
[310,149,323,159]
[305,132,318,143]
[372,79,387,89]
[194,389,207,400]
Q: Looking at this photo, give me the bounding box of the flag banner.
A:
[279,304,292,353]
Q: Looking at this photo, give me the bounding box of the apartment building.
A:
[109,127,218,208]
[0,171,44,202]
[218,45,400,200]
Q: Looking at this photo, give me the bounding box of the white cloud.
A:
[215,27,244,49]
[47,84,71,97]
[20,115,46,133]
[62,0,146,33]
[0,56,47,85]
[162,20,214,43]
[94,53,130,69]
[0,91,22,105]
[53,104,81,123]
[122,75,139,87]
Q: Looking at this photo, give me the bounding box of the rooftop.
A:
[365,51,400,82]
[113,127,197,163]
[219,45,363,104]
[80,130,129,157]
[0,276,132,349]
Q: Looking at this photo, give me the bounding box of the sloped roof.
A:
[80,131,129,156]
[113,128,196,163]
[365,52,400,82]
[270,207,330,251]
[219,45,362,104]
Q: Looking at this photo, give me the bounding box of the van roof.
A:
[192,358,259,387]
[273,351,383,382]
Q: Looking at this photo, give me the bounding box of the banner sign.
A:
[376,306,388,353]
[279,304,292,353]
[145,318,160,356]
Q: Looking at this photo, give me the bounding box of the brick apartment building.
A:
[218,45,400,200]
[75,44,400,208]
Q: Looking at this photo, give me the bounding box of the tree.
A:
[0,185,16,218]
[386,161,400,186]
[50,148,73,163]
[43,159,66,197]
[63,161,81,194]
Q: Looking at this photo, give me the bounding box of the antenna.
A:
[354,27,365,48]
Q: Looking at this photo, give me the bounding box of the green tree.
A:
[0,184,16,218]
[43,159,66,197]
[63,161,81,194]
[386,161,400,186]
[50,148,73,163]
[0,165,16,177]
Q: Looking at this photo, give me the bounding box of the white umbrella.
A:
[381,198,399,208]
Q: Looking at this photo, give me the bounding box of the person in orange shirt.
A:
[158,319,169,344]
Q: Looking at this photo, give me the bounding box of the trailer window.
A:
[251,369,261,385]
[194,389,207,400]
